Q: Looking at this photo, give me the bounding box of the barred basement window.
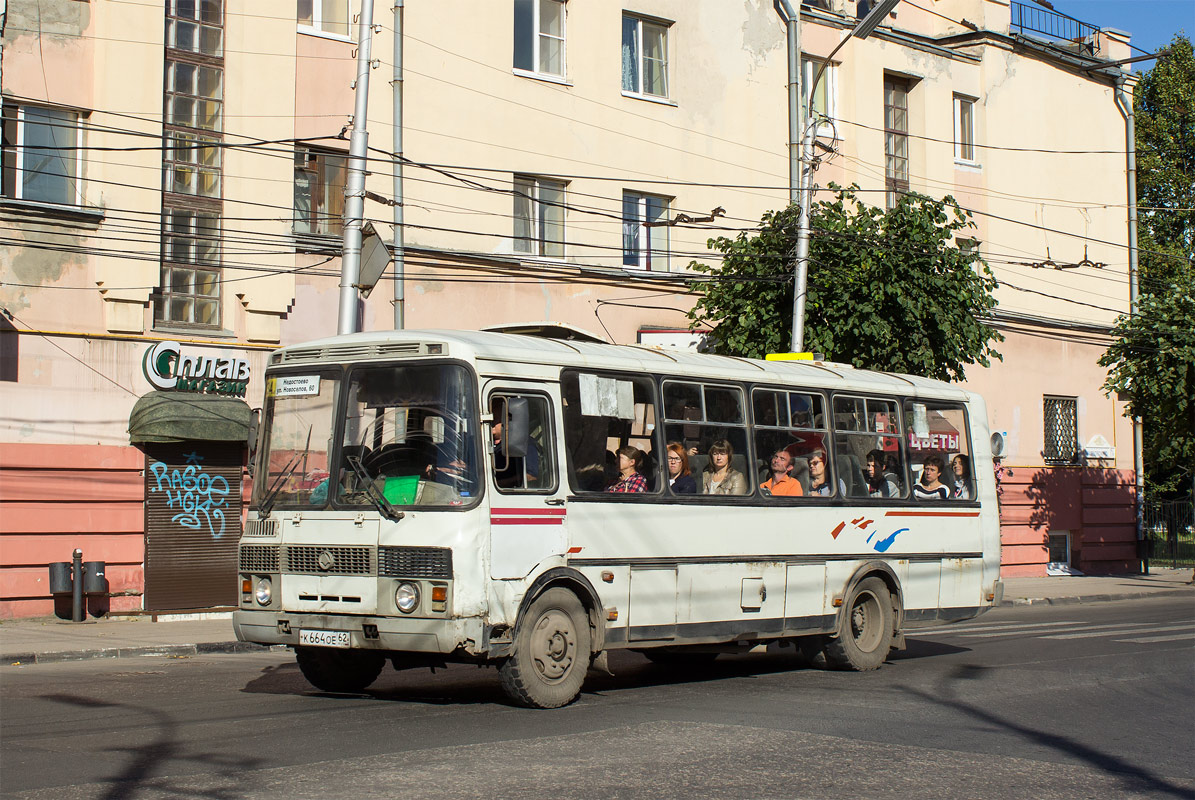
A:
[1043,396,1078,464]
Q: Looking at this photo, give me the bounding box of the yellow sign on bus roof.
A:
[765,352,817,361]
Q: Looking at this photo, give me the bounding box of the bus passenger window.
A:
[752,388,828,498]
[561,372,660,494]
[906,402,972,500]
[490,394,556,493]
[833,395,904,499]
[663,381,751,497]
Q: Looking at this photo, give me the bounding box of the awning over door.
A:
[129,391,252,444]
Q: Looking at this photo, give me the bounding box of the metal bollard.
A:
[72,549,83,623]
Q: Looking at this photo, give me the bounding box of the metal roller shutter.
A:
[144,443,243,611]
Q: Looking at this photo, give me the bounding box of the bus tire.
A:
[823,577,894,671]
[295,646,385,693]
[499,588,591,709]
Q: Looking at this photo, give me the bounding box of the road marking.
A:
[945,620,1082,634]
[955,622,1158,639]
[1042,623,1195,640]
[1115,633,1195,644]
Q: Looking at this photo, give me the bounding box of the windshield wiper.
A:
[346,455,405,522]
[259,426,311,518]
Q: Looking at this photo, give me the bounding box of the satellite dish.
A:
[990,431,1007,458]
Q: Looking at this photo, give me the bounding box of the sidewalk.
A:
[3,569,1192,666]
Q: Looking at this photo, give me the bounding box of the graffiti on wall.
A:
[149,452,231,538]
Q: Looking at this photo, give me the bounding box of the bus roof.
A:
[269,329,973,400]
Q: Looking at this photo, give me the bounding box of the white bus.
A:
[234,329,1002,708]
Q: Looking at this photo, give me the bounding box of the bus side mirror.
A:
[247,408,261,477]
[504,397,530,458]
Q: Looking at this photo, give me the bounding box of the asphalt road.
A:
[2,597,1192,800]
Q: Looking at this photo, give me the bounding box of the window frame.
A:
[513,174,567,258]
[513,0,567,81]
[662,379,754,499]
[157,206,223,329]
[166,0,224,57]
[622,190,670,270]
[164,129,222,199]
[293,145,347,238]
[884,74,910,210]
[621,13,671,101]
[488,390,559,495]
[953,93,977,164]
[560,369,662,496]
[1,103,85,207]
[298,0,353,41]
[831,393,907,500]
[1043,395,1079,465]
[904,398,976,502]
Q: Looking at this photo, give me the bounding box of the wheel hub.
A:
[530,609,575,681]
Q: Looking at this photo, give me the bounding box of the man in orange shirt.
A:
[760,448,803,496]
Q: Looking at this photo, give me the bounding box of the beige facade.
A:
[0,0,1139,616]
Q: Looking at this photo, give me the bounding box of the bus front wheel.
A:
[823,577,895,671]
[295,646,385,693]
[499,588,591,709]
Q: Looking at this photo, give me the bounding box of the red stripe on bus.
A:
[490,518,565,525]
[567,546,583,554]
[885,511,982,518]
[491,508,567,516]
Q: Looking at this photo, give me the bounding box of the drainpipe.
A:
[1114,77,1146,574]
[392,0,405,329]
[774,0,808,351]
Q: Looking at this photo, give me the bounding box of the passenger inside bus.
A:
[865,450,900,498]
[951,454,973,500]
[807,449,846,497]
[606,446,647,493]
[666,442,698,494]
[913,454,950,500]
[760,448,803,496]
[491,401,540,490]
[702,439,748,495]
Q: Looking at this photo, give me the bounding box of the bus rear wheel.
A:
[295,646,385,693]
[823,577,895,671]
[499,588,591,709]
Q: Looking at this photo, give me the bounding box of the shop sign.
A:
[143,341,250,397]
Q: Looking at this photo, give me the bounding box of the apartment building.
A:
[0,0,1138,617]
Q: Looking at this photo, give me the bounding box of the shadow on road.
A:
[902,665,1195,800]
[40,692,264,800]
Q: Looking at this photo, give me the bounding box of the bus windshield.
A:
[255,371,340,511]
[335,362,480,508]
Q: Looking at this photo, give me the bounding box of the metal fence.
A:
[1009,2,1099,51]
[1144,499,1195,568]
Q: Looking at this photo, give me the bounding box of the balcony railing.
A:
[1010,2,1100,53]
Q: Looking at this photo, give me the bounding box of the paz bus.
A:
[233,329,1002,708]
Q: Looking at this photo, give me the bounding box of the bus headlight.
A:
[254,577,272,606]
[395,582,419,613]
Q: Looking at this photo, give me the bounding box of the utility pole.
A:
[337,0,377,336]
[391,0,405,329]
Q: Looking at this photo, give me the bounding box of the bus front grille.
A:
[378,546,453,579]
[285,546,373,575]
[239,544,280,572]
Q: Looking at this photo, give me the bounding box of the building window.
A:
[167,0,223,56]
[294,147,346,236]
[884,75,910,209]
[165,131,221,198]
[158,209,221,327]
[298,0,351,38]
[514,0,565,78]
[622,191,669,270]
[621,14,669,99]
[166,60,223,131]
[1,103,81,206]
[954,94,975,162]
[1043,396,1079,464]
[514,175,566,257]
[801,56,837,133]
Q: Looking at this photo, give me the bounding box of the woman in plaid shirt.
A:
[606,446,647,493]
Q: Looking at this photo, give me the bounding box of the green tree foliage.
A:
[1100,35,1195,497]
[688,185,1002,382]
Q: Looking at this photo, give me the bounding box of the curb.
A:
[999,588,1195,607]
[4,641,288,667]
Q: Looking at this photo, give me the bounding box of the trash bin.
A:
[83,562,108,594]
[49,562,73,594]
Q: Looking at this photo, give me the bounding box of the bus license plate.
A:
[299,629,350,648]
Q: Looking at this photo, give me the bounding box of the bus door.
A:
[485,387,567,579]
